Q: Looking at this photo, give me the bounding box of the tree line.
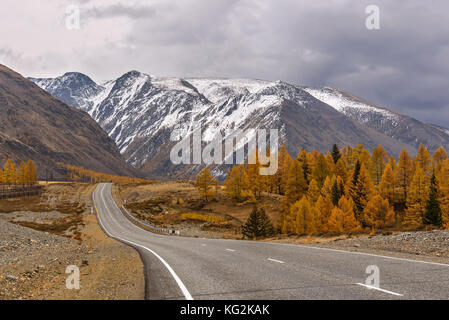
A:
[0,158,38,186]
[62,163,151,185]
[196,143,449,236]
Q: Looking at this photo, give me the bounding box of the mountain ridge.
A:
[29,70,449,179]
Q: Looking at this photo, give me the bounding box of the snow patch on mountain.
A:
[303,87,400,126]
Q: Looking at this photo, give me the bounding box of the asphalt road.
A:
[93,183,449,300]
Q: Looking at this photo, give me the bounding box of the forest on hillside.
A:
[197,144,449,235]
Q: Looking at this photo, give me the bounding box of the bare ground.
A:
[0,182,144,300]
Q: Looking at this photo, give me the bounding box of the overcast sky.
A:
[1,0,448,127]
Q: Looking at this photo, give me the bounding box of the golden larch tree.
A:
[404,167,429,228]
[225,165,252,201]
[370,144,388,185]
[290,196,317,234]
[328,196,360,233]
[437,159,449,229]
[396,147,413,205]
[3,158,17,185]
[307,178,320,203]
[363,195,395,229]
[195,169,217,201]
[378,162,395,205]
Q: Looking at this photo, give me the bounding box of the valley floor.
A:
[117,181,449,265]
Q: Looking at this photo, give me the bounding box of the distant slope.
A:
[303,87,449,154]
[30,71,449,179]
[0,64,140,179]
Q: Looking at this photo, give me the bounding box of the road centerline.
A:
[355,283,403,296]
[267,258,285,264]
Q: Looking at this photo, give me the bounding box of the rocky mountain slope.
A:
[0,64,139,179]
[29,71,449,179]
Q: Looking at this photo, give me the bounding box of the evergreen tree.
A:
[349,162,374,223]
[242,207,275,239]
[423,173,443,227]
[297,148,312,184]
[331,144,341,164]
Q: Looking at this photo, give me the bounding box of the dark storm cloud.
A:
[1,0,448,126]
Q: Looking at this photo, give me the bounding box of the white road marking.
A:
[94,184,193,301]
[267,258,285,264]
[225,249,236,252]
[201,244,206,246]
[356,283,403,296]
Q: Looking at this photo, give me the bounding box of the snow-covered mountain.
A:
[29,72,449,178]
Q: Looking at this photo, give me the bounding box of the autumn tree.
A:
[290,196,318,234]
[334,158,349,183]
[307,178,320,203]
[396,147,413,205]
[414,144,432,176]
[438,159,449,229]
[26,159,38,184]
[314,195,332,232]
[312,154,330,187]
[17,161,27,185]
[195,169,217,201]
[328,197,360,233]
[432,147,448,176]
[370,145,388,185]
[3,158,16,185]
[363,195,395,229]
[404,167,428,227]
[272,145,291,195]
[378,162,395,204]
[225,165,252,201]
[423,173,442,227]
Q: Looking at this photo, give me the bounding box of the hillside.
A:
[0,64,140,179]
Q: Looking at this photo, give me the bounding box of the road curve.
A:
[93,183,449,300]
